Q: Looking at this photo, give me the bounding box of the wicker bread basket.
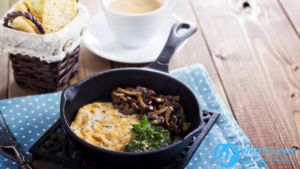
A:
[1,3,87,92]
[9,47,80,93]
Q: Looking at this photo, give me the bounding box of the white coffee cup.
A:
[101,0,178,48]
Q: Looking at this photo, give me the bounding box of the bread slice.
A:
[15,2,29,13]
[11,16,40,34]
[42,0,77,34]
[13,2,40,34]
[25,0,77,34]
[25,0,46,22]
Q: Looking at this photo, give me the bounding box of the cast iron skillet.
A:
[60,22,204,168]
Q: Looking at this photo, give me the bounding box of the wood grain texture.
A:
[191,0,300,168]
[0,0,9,18]
[294,112,300,143]
[30,160,53,169]
[111,0,231,110]
[9,0,19,9]
[0,0,11,99]
[171,0,231,110]
[278,0,300,37]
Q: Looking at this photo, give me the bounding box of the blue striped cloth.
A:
[0,64,267,169]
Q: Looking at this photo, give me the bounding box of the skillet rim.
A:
[60,67,204,156]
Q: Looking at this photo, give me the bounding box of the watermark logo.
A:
[214,144,296,168]
[213,144,239,168]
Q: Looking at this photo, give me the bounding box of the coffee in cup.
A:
[110,0,162,14]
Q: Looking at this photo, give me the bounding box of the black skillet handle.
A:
[146,22,197,73]
[18,162,32,169]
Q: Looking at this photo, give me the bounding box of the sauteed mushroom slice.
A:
[171,100,181,111]
[163,98,172,107]
[170,96,180,102]
[147,107,169,116]
[165,107,174,126]
[137,93,148,109]
[118,103,130,114]
[171,136,182,144]
[145,89,156,98]
[136,86,147,94]
[119,103,139,115]
[117,87,139,96]
[182,122,191,133]
[158,104,164,110]
[148,114,160,120]
[111,86,191,141]
[122,108,137,115]
[144,99,153,106]
[112,97,121,106]
[140,107,146,113]
[169,115,178,127]
[151,97,165,103]
[126,96,137,103]
[145,105,154,112]
[125,87,135,92]
[112,92,127,102]
[130,102,140,112]
[112,92,125,97]
[139,113,146,121]
[174,107,184,117]
[180,114,186,126]
[167,115,180,134]
[152,116,165,125]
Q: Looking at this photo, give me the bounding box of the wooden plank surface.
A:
[278,0,300,36]
[0,0,10,99]
[9,0,19,8]
[191,0,300,168]
[294,112,300,142]
[0,0,9,18]
[170,0,231,110]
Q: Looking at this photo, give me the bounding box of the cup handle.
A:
[146,22,197,73]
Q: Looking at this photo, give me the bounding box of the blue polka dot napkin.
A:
[0,64,268,169]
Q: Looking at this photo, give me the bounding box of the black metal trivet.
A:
[29,109,219,169]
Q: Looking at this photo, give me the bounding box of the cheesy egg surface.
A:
[70,102,140,151]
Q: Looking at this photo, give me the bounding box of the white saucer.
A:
[83,12,186,64]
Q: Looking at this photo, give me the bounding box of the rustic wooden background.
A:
[0,0,300,168]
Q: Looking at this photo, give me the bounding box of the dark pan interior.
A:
[61,67,203,167]
[63,68,201,129]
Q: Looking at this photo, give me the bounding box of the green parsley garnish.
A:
[132,115,163,140]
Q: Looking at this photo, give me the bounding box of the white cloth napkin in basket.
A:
[0,1,89,63]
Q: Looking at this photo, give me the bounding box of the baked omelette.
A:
[70,102,140,151]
